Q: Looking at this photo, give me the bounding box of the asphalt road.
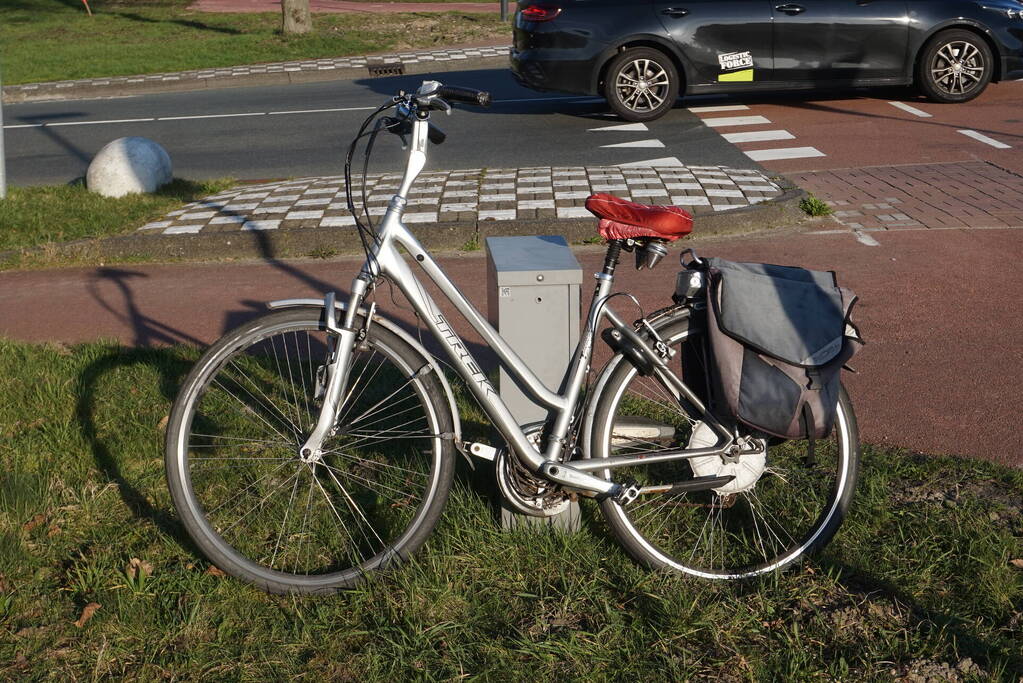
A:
[2,68,754,185]
[1,227,1020,466]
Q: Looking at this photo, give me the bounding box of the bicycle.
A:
[164,81,860,594]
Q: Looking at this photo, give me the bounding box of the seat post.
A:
[601,239,624,277]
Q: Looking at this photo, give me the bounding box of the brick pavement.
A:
[138,165,782,235]
[790,161,1023,232]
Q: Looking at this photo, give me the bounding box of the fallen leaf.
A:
[1010,559,1023,570]
[46,525,61,538]
[127,558,153,580]
[14,653,28,669]
[157,415,169,432]
[74,602,101,628]
[205,566,227,578]
[23,514,46,533]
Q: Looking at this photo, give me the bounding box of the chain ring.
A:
[495,428,571,518]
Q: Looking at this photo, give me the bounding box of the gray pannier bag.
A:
[704,258,864,440]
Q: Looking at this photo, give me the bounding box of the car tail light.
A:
[521,5,562,22]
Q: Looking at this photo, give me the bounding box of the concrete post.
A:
[485,235,583,532]
[501,0,509,21]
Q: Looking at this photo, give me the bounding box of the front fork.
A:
[299,280,371,463]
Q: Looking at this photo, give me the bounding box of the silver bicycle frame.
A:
[300,103,734,498]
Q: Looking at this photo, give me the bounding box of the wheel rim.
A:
[614,58,671,113]
[174,318,443,583]
[930,40,986,96]
[597,326,855,578]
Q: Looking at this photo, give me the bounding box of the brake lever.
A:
[381,115,411,149]
[429,97,452,115]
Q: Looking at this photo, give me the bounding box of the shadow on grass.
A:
[819,559,1023,674]
[76,345,198,551]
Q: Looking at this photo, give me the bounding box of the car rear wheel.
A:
[916,29,993,103]
[605,48,680,122]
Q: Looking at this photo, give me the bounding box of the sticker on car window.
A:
[718,51,754,71]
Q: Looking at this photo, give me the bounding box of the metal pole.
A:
[0,64,7,200]
[500,0,508,22]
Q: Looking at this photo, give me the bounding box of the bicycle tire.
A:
[165,306,455,593]
[588,308,859,579]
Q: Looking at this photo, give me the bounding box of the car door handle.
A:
[661,7,689,17]
[775,3,806,14]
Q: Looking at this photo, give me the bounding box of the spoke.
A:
[322,465,386,553]
[309,469,363,567]
[344,392,423,433]
[190,434,285,445]
[343,374,421,430]
[270,471,302,569]
[317,461,420,506]
[216,365,300,442]
[295,475,316,575]
[336,350,387,425]
[271,335,303,436]
[202,459,292,518]
[217,466,304,537]
[293,331,314,427]
[320,448,431,479]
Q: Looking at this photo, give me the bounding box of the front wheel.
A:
[588,309,860,579]
[165,307,455,594]
[604,47,680,122]
[916,29,993,103]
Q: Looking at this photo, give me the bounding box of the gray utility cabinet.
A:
[485,235,582,425]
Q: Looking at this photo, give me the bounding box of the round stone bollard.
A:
[86,137,172,198]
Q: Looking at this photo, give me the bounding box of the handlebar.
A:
[434,85,491,107]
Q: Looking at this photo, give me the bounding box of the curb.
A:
[0,185,809,267]
[2,48,512,104]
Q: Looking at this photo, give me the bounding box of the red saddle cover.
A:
[584,193,694,241]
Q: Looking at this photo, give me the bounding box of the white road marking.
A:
[854,230,880,247]
[601,139,665,149]
[702,115,772,128]
[888,101,932,118]
[588,122,649,132]
[745,146,825,161]
[159,112,266,121]
[688,104,750,113]
[957,129,1011,149]
[617,157,684,168]
[267,106,376,115]
[722,129,795,143]
[4,117,155,129]
[4,96,601,131]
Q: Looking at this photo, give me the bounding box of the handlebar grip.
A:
[428,122,447,145]
[436,85,491,107]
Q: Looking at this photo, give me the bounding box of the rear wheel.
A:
[604,47,680,122]
[916,29,993,103]
[588,310,860,579]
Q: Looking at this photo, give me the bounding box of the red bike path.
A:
[1,226,1021,466]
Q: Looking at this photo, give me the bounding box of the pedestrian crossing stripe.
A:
[718,69,754,82]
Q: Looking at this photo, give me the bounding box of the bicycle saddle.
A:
[585,193,694,241]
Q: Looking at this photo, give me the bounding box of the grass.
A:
[800,194,834,217]
[0,0,508,85]
[0,338,1021,679]
[0,179,235,254]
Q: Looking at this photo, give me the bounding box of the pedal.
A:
[468,442,498,461]
[614,481,641,506]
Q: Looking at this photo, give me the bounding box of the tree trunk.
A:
[281,0,312,35]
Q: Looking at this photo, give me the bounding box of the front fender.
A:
[268,297,463,445]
